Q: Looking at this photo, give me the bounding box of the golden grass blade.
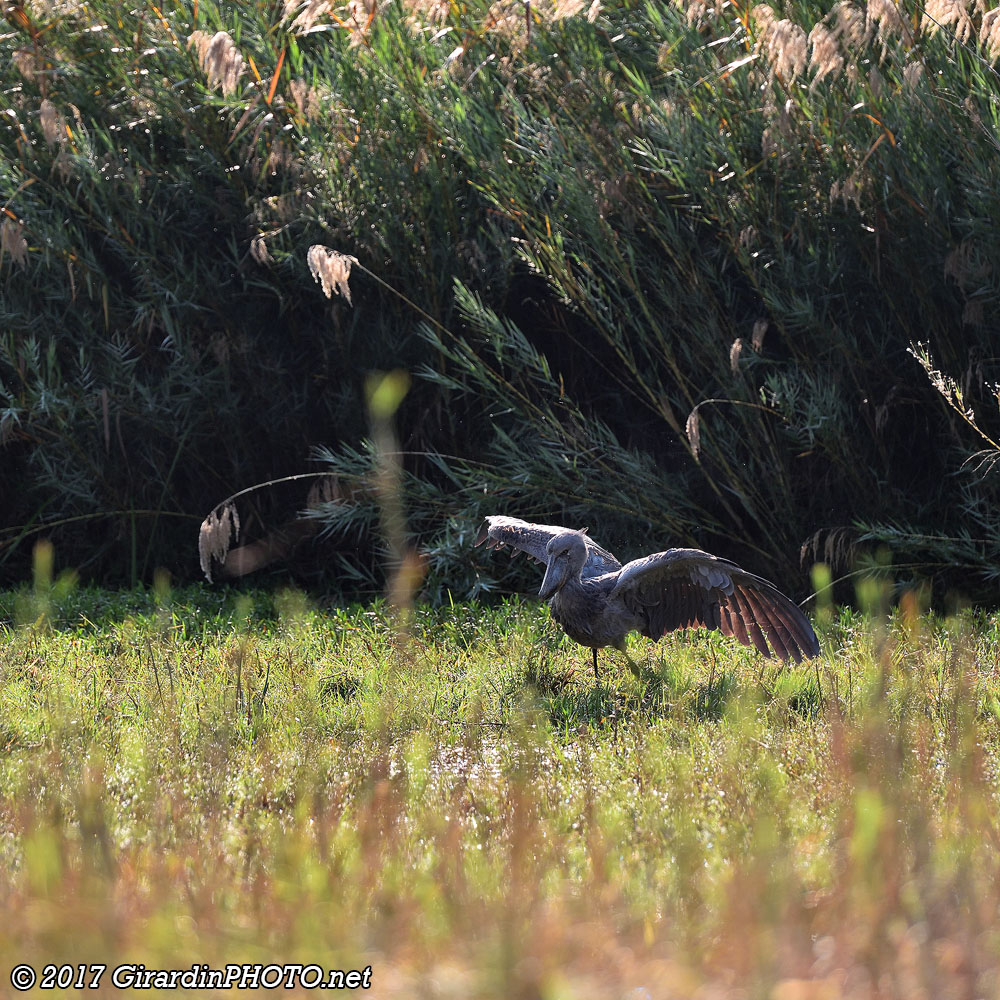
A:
[266,46,285,105]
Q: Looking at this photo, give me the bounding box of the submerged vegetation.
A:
[0,584,998,995]
[2,0,1000,598]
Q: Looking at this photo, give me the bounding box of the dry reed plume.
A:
[749,0,1000,86]
[832,0,869,47]
[553,0,602,20]
[283,0,381,44]
[807,22,844,87]
[250,235,273,265]
[752,318,767,351]
[865,0,909,43]
[188,30,245,96]
[729,337,743,373]
[307,245,358,303]
[685,408,701,459]
[283,0,332,33]
[0,219,28,268]
[12,48,42,81]
[902,59,925,87]
[908,342,1000,470]
[36,98,74,179]
[763,17,809,81]
[198,502,240,582]
[980,5,1000,59]
[38,98,63,147]
[922,0,977,43]
[289,78,320,119]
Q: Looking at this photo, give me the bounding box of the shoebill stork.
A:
[475,516,819,678]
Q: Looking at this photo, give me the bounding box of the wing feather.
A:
[475,516,621,578]
[648,594,666,639]
[726,591,752,648]
[754,586,805,661]
[718,601,736,639]
[686,584,702,629]
[678,583,694,628]
[745,582,817,662]
[773,598,819,659]
[737,585,789,660]
[671,581,688,631]
[709,600,722,632]
[611,547,819,662]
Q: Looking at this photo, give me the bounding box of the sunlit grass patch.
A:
[0,587,998,995]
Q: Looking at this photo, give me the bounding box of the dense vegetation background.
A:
[2,0,999,600]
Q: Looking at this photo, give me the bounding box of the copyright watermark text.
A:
[10,963,373,991]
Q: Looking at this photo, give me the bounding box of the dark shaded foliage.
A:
[2,0,999,602]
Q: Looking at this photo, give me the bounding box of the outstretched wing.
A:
[475,516,622,579]
[610,548,819,662]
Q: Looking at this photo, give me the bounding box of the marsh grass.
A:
[3,0,1000,595]
[0,583,998,996]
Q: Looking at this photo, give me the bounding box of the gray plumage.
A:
[475,515,819,669]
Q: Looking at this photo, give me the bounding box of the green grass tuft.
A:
[0,586,997,995]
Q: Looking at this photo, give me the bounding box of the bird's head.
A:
[539,531,588,600]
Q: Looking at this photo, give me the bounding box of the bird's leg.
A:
[592,647,599,680]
